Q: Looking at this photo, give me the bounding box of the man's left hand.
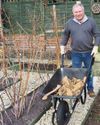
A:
[91,46,98,56]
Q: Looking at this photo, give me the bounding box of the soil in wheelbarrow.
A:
[84,91,100,125]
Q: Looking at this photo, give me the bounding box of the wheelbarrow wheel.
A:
[56,100,71,125]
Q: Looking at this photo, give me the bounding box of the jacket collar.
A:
[73,15,88,24]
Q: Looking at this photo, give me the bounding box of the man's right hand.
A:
[60,45,65,55]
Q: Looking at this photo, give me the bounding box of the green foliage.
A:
[98,46,100,52]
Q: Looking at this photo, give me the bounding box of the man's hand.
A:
[60,45,65,55]
[91,46,98,56]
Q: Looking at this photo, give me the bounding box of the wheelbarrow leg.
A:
[52,97,59,125]
[80,85,87,104]
[72,98,79,111]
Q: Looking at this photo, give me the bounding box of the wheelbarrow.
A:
[42,54,94,125]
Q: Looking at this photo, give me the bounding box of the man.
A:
[60,2,100,97]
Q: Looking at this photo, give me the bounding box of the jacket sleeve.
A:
[91,18,100,46]
[60,22,70,46]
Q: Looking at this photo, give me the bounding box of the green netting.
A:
[2,0,44,34]
[93,14,100,29]
[44,3,67,38]
[2,0,100,35]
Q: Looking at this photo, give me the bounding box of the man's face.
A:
[73,6,84,21]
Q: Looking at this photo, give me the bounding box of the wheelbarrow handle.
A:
[88,54,95,71]
[85,54,95,79]
[61,53,94,69]
[61,54,65,67]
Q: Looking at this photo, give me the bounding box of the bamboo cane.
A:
[52,4,60,68]
[0,1,7,76]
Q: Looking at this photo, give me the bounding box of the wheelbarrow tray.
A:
[43,67,88,98]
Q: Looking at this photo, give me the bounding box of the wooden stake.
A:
[52,5,60,68]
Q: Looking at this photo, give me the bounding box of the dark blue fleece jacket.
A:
[60,17,100,52]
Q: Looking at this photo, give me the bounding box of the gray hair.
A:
[72,3,84,13]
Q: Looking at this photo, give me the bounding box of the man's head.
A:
[72,3,85,21]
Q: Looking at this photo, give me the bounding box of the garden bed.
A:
[84,91,100,125]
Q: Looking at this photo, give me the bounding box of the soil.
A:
[84,91,100,125]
